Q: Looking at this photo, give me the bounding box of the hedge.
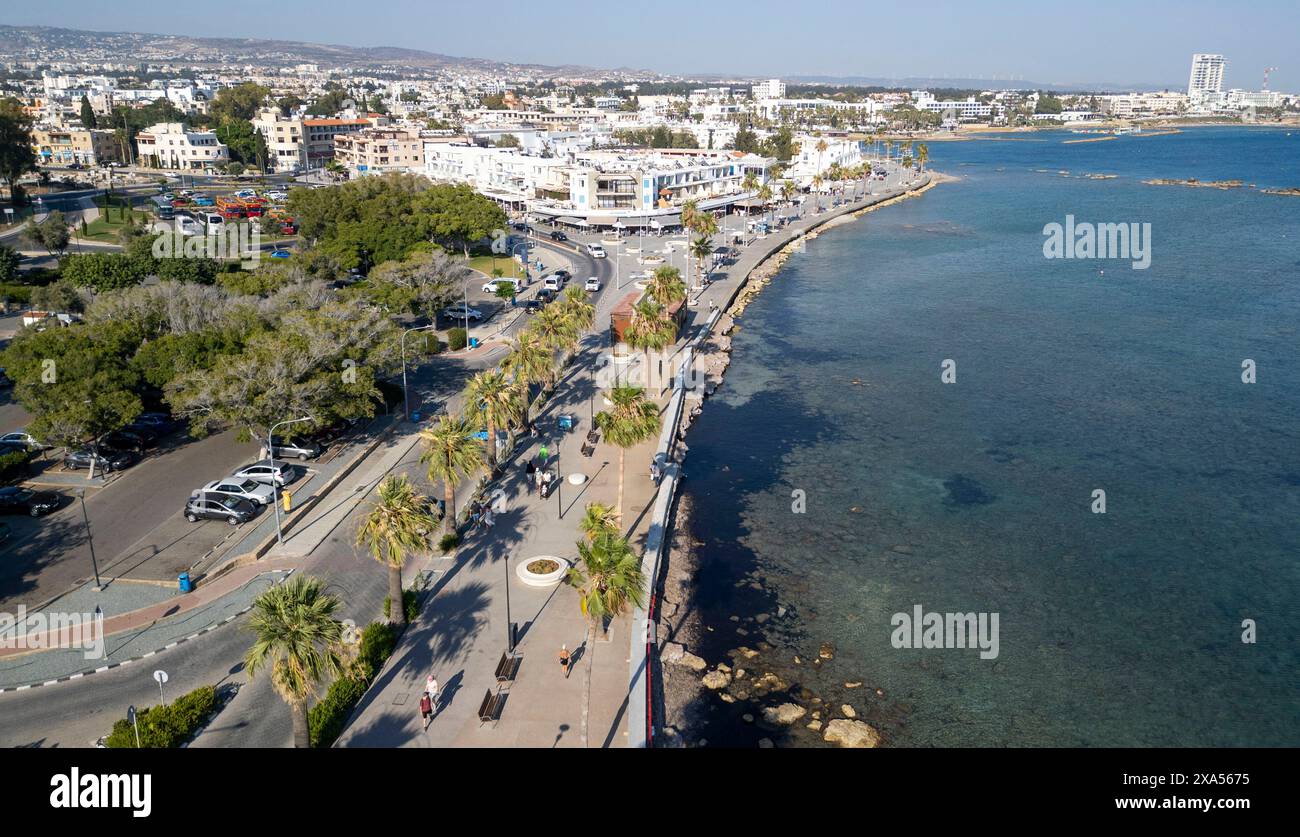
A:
[308,621,397,748]
[382,589,419,623]
[0,450,32,483]
[0,284,32,305]
[447,327,467,351]
[104,685,218,748]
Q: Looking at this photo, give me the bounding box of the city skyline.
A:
[4,0,1298,92]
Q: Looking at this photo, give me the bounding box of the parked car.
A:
[0,486,61,517]
[549,231,568,242]
[482,278,522,295]
[231,459,297,487]
[264,190,288,202]
[535,288,555,305]
[309,417,362,446]
[193,196,215,207]
[64,447,134,472]
[269,248,292,259]
[523,299,543,313]
[586,243,607,259]
[0,431,51,451]
[131,412,178,433]
[440,304,483,323]
[584,277,602,292]
[235,189,258,200]
[202,477,275,506]
[102,429,153,452]
[269,436,322,461]
[185,493,257,525]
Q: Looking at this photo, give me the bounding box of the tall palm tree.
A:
[811,174,824,213]
[531,308,579,381]
[567,531,646,629]
[781,179,797,209]
[916,143,929,173]
[815,136,829,191]
[647,265,686,307]
[502,329,554,428]
[419,413,484,534]
[757,183,774,228]
[244,575,343,748]
[464,369,522,471]
[624,300,676,391]
[680,198,700,233]
[690,234,714,288]
[579,501,620,541]
[595,385,661,517]
[356,475,433,626]
[559,284,595,332]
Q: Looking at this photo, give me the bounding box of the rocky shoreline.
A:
[653,179,944,748]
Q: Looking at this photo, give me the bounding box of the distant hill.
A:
[0,24,636,77]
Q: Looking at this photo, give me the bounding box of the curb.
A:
[0,570,292,695]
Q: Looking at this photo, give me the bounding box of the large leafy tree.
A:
[356,475,433,626]
[357,248,466,320]
[417,183,507,257]
[214,118,269,170]
[244,575,343,748]
[0,97,36,204]
[24,211,71,257]
[286,174,436,268]
[209,82,272,123]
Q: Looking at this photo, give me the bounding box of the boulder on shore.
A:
[762,703,807,726]
[702,669,732,690]
[823,719,882,749]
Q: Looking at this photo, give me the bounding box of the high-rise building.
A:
[1187,54,1226,99]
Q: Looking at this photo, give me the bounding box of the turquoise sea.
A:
[678,126,1300,746]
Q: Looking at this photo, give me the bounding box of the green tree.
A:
[25,211,71,257]
[501,329,554,428]
[0,245,21,282]
[244,575,344,748]
[0,98,37,204]
[417,183,508,257]
[463,368,522,471]
[29,280,85,314]
[579,501,620,541]
[567,531,645,630]
[210,83,271,123]
[419,413,483,534]
[215,119,269,169]
[60,251,144,292]
[356,475,433,626]
[79,95,97,129]
[646,265,686,306]
[594,385,660,517]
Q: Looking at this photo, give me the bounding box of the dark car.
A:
[552,269,572,283]
[535,288,556,305]
[64,447,134,473]
[309,417,362,446]
[185,492,257,525]
[549,230,568,242]
[132,412,178,433]
[523,299,543,313]
[102,429,153,452]
[0,441,33,458]
[0,486,60,517]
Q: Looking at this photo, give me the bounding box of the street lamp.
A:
[269,416,313,545]
[76,489,102,590]
[401,324,437,419]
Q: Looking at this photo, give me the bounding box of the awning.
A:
[587,215,616,227]
[555,216,580,226]
[649,213,682,229]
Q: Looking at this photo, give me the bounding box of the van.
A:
[205,213,225,234]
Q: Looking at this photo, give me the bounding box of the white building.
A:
[422,142,570,205]
[786,135,864,186]
[135,122,229,170]
[252,107,304,172]
[912,91,994,121]
[1188,54,1226,101]
[752,79,786,100]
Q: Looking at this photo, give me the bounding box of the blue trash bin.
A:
[178,572,192,593]
[411,411,421,423]
[469,337,480,348]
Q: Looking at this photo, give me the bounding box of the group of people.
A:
[525,458,556,497]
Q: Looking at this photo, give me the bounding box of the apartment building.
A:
[752,79,787,99]
[302,116,375,169]
[786,135,864,186]
[911,91,994,121]
[252,107,304,172]
[134,122,229,170]
[422,141,569,204]
[30,125,120,166]
[1188,54,1226,101]
[334,127,424,175]
[752,97,877,123]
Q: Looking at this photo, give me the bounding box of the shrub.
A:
[447,327,467,351]
[0,449,31,483]
[382,589,420,623]
[104,685,218,748]
[437,532,459,552]
[0,284,32,305]
[307,621,397,748]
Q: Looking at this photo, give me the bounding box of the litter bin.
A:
[469,337,480,349]
[411,411,422,423]
[178,572,192,594]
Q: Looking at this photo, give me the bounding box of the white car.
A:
[586,244,607,258]
[441,304,483,322]
[482,278,522,294]
[202,477,275,506]
[264,190,288,201]
[543,275,562,291]
[231,459,298,487]
[235,189,258,199]
[584,277,601,292]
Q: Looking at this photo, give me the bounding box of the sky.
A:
[7,0,1300,92]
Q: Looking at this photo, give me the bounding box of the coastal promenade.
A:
[338,166,936,748]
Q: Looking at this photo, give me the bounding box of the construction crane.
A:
[1262,67,1278,91]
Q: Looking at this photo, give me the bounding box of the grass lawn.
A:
[81,207,150,242]
[467,254,524,279]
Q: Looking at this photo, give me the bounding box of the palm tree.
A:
[502,329,554,427]
[244,575,343,748]
[567,531,646,629]
[815,137,829,192]
[916,143,929,173]
[419,413,484,534]
[464,369,521,471]
[647,265,686,307]
[811,174,824,213]
[559,284,595,332]
[531,308,579,381]
[757,183,774,228]
[689,235,714,288]
[579,501,620,541]
[624,300,676,391]
[781,179,797,210]
[595,385,661,517]
[741,171,759,195]
[356,475,433,626]
[680,198,700,234]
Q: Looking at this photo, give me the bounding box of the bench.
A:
[580,442,596,458]
[477,689,506,726]
[586,430,599,444]
[495,652,521,684]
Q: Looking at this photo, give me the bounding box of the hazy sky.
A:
[8,0,1299,91]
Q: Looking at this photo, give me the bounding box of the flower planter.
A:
[517,556,570,587]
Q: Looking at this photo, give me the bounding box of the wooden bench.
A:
[477,689,506,726]
[495,652,521,684]
[580,441,596,458]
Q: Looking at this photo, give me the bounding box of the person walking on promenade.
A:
[419,691,433,730]
[525,459,537,494]
[426,675,439,707]
[557,644,572,679]
[538,443,550,467]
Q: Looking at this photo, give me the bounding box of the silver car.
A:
[202,477,275,506]
[0,430,50,451]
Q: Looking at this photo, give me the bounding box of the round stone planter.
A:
[517,556,570,587]
[567,472,587,486]
[601,237,623,246]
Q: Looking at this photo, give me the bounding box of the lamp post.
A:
[269,416,313,546]
[76,489,102,590]
[401,324,437,420]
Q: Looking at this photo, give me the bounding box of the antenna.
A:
[1262,67,1278,91]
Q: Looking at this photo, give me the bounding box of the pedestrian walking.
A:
[558,644,572,679]
[482,507,495,529]
[525,459,537,494]
[419,691,433,729]
[426,675,439,707]
[538,443,549,467]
